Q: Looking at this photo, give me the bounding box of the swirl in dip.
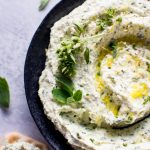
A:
[39,0,150,149]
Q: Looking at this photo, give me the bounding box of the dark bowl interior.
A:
[24,0,85,150]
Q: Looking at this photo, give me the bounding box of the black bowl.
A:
[24,0,85,150]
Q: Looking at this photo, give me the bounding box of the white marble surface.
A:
[0,0,60,144]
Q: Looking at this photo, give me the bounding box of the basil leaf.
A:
[52,88,69,104]
[84,48,90,64]
[39,0,50,11]
[0,77,10,108]
[73,90,82,101]
[55,75,74,96]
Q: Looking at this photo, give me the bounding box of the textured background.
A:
[0,0,60,143]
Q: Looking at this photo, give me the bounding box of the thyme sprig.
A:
[57,23,89,77]
[57,36,83,77]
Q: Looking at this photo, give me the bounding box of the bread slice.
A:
[0,132,48,150]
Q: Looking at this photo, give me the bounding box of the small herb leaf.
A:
[74,24,84,35]
[97,8,117,31]
[73,90,82,101]
[52,88,69,104]
[39,0,50,11]
[143,96,150,105]
[116,17,122,23]
[84,48,90,64]
[0,77,10,108]
[55,75,74,96]
[108,41,117,58]
[146,62,150,73]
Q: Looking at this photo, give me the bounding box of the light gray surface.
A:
[0,0,60,143]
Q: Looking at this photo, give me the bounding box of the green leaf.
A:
[39,0,50,11]
[0,77,10,108]
[52,88,69,104]
[116,17,122,23]
[74,24,84,35]
[143,96,150,105]
[84,48,90,64]
[73,90,82,101]
[55,75,74,96]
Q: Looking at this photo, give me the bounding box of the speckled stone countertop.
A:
[0,0,60,143]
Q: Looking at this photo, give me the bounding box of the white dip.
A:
[39,0,150,149]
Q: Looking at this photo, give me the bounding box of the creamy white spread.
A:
[39,0,150,149]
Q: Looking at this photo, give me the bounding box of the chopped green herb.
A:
[143,96,150,105]
[106,8,117,17]
[39,0,50,11]
[84,48,90,64]
[96,72,101,76]
[97,8,117,31]
[73,90,82,101]
[97,19,108,31]
[146,62,150,73]
[132,43,137,50]
[77,133,81,139]
[128,116,133,122]
[116,17,122,23]
[90,138,95,143]
[108,41,117,58]
[123,143,128,147]
[0,77,10,108]
[109,77,116,84]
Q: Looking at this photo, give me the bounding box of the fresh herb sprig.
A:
[57,24,89,77]
[52,24,91,105]
[97,8,117,31]
[52,75,82,105]
[0,77,10,108]
[57,36,83,77]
